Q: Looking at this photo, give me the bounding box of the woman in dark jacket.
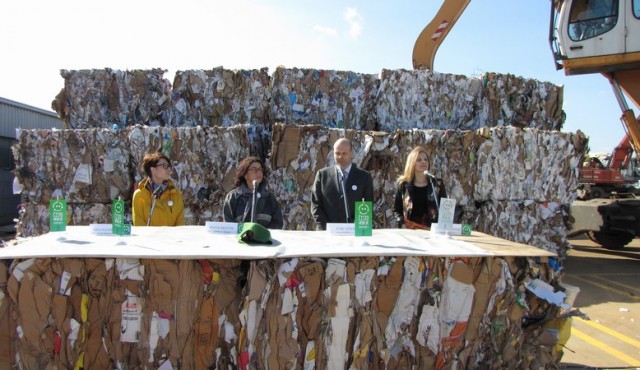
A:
[394,146,447,229]
[223,156,284,229]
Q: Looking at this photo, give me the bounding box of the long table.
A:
[0,226,554,259]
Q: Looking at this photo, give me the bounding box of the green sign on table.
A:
[112,198,130,235]
[49,199,67,232]
[461,224,472,236]
[354,201,373,237]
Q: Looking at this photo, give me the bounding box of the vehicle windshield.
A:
[568,0,618,41]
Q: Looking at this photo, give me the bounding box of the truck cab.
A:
[552,0,640,75]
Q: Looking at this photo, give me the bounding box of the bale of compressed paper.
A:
[11,124,588,255]
[473,126,587,203]
[376,69,564,132]
[475,200,571,256]
[169,68,271,127]
[270,67,379,130]
[2,253,571,369]
[51,68,564,133]
[52,69,172,128]
[269,124,587,254]
[11,128,132,204]
[481,72,564,130]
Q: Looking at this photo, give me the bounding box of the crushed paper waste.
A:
[376,69,563,132]
[52,68,172,129]
[51,68,564,133]
[170,68,272,127]
[0,253,576,369]
[1,66,585,369]
[12,124,587,257]
[270,67,379,130]
[12,128,132,204]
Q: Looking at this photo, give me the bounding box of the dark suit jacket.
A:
[311,164,374,230]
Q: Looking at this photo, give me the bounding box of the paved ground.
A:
[561,235,640,369]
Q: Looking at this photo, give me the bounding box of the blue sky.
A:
[0,0,629,154]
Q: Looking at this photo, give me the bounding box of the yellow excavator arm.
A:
[412,0,471,70]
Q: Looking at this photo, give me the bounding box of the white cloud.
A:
[313,25,338,37]
[344,7,364,40]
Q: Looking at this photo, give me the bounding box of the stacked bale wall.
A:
[1,67,585,369]
[12,124,587,256]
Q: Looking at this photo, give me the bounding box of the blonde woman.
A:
[393,146,447,229]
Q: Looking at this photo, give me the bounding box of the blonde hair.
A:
[397,146,429,184]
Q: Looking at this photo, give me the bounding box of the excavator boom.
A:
[603,70,640,158]
[412,0,470,70]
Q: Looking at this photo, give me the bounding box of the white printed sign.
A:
[73,163,93,185]
[205,221,239,234]
[326,223,355,235]
[121,296,142,342]
[434,198,456,235]
[292,103,305,113]
[431,223,462,235]
[90,224,113,235]
[58,271,72,296]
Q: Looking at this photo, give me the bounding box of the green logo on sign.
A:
[461,224,472,236]
[114,201,124,214]
[358,202,370,214]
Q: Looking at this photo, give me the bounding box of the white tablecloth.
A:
[0,226,554,260]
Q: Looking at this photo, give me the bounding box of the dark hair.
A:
[234,156,267,187]
[141,152,171,177]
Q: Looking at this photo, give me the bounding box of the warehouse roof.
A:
[0,96,62,138]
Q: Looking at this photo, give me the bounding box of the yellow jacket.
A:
[132,178,185,226]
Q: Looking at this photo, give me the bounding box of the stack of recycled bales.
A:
[12,124,587,257]
[1,66,585,369]
[270,124,587,256]
[11,125,264,231]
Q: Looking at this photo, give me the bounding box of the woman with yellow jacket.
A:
[132,153,185,226]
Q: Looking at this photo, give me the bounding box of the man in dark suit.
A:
[311,138,374,230]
